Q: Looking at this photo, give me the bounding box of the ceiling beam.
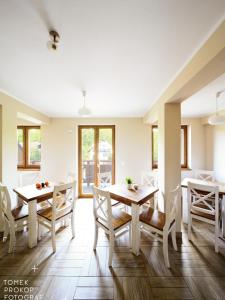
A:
[144,19,225,124]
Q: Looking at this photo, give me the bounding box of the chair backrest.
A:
[98,172,112,188]
[194,169,215,182]
[141,171,157,187]
[93,187,113,232]
[164,185,180,230]
[18,171,41,187]
[52,181,76,221]
[0,183,14,223]
[187,182,219,220]
[67,172,76,183]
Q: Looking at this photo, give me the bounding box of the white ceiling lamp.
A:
[47,30,60,51]
[78,90,91,116]
[208,89,225,125]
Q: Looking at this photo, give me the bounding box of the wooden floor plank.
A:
[74,286,114,299]
[152,287,193,299]
[122,277,154,300]
[0,198,225,300]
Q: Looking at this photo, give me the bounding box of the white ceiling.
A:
[0,0,225,118]
[181,72,225,118]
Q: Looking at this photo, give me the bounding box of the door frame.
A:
[78,125,115,198]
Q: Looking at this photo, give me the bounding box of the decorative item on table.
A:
[133,184,139,190]
[36,181,49,189]
[125,177,133,189]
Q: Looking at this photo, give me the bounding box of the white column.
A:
[158,103,181,232]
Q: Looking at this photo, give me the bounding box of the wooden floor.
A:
[1,198,225,300]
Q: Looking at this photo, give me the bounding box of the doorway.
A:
[78,125,115,197]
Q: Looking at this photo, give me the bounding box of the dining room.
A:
[1,1,225,300]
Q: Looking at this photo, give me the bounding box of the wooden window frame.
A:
[151,125,188,169]
[17,126,41,170]
[151,125,158,169]
[181,125,188,169]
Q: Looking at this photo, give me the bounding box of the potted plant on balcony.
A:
[126,176,133,189]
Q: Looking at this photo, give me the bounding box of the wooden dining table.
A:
[105,184,159,255]
[181,177,225,239]
[13,182,158,252]
[13,183,55,248]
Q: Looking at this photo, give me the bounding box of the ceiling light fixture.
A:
[208,89,225,125]
[78,90,91,116]
[47,30,60,51]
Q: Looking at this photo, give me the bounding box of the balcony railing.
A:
[82,160,112,193]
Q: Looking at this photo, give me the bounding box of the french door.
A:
[78,125,115,197]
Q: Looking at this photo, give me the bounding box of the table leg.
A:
[131,203,140,255]
[222,196,225,239]
[28,200,37,248]
[0,200,4,233]
[182,188,188,224]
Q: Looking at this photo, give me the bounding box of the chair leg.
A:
[108,233,115,267]
[38,221,42,241]
[129,223,132,248]
[172,226,177,251]
[215,223,219,253]
[8,228,16,254]
[51,222,56,253]
[3,221,9,242]
[71,214,75,238]
[188,215,192,241]
[163,232,170,268]
[60,220,64,228]
[93,224,98,250]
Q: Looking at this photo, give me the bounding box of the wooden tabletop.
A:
[181,177,225,195]
[106,184,159,206]
[13,183,54,202]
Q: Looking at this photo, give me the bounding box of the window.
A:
[151,125,188,169]
[17,126,41,169]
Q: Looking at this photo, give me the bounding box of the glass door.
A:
[98,127,115,181]
[78,125,115,197]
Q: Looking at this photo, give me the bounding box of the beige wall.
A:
[0,105,2,182]
[212,124,225,182]
[41,118,151,186]
[41,116,207,194]
[0,87,209,206]
[181,118,206,170]
[0,91,49,207]
[204,110,225,182]
[205,124,214,170]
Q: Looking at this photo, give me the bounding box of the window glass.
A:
[17,128,24,166]
[28,128,41,165]
[152,127,158,167]
[152,125,188,168]
[181,128,185,165]
[17,126,41,168]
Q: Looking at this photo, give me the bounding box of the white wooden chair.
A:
[98,172,121,208]
[0,183,28,253]
[141,171,157,187]
[141,171,158,208]
[37,181,76,252]
[139,185,180,268]
[93,187,132,266]
[98,172,112,188]
[18,171,41,187]
[194,170,215,182]
[187,182,219,253]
